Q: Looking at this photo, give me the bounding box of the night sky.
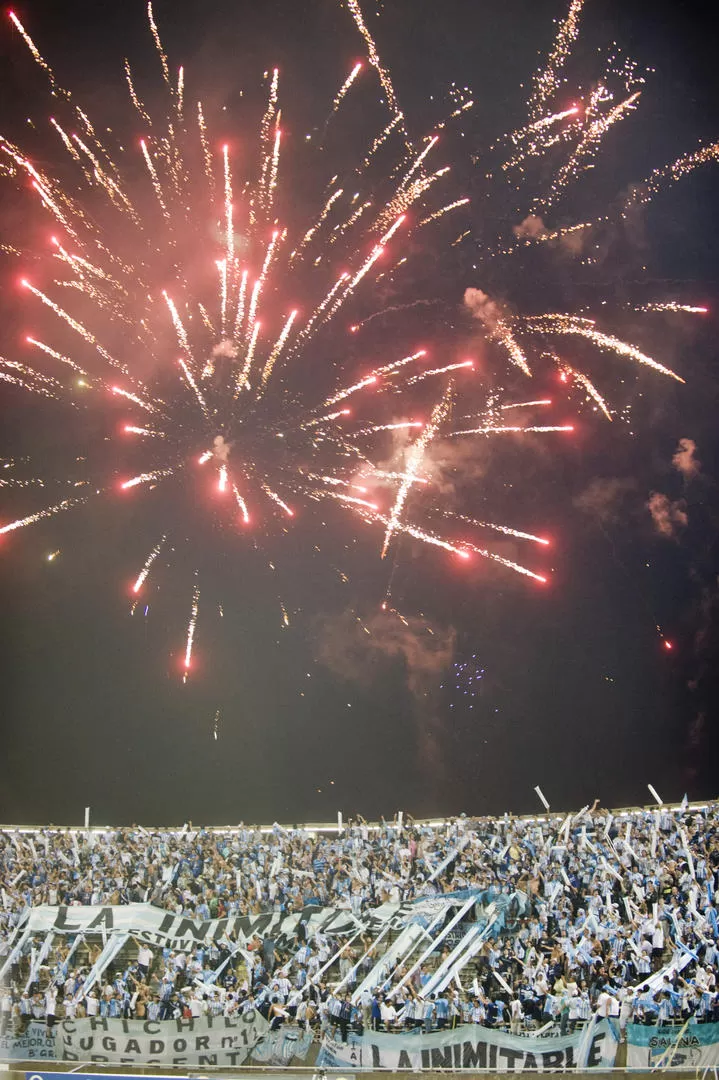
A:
[1,0,718,826]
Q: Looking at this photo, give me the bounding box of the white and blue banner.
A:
[626,1021,719,1068]
[317,1020,619,1071]
[0,1015,314,1067]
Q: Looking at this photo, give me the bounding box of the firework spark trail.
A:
[197,102,215,195]
[125,60,152,127]
[381,384,452,558]
[540,91,642,210]
[140,138,170,220]
[323,374,378,409]
[232,484,250,524]
[217,259,228,334]
[147,1,170,86]
[182,578,200,682]
[49,117,82,163]
[302,409,351,428]
[176,66,184,116]
[328,491,379,511]
[525,321,685,382]
[625,142,719,207]
[636,301,708,315]
[261,483,293,516]
[0,359,61,400]
[361,112,403,170]
[121,468,174,490]
[245,279,262,337]
[26,337,88,376]
[8,10,58,86]
[406,359,473,385]
[0,495,88,535]
[500,399,552,410]
[418,197,470,228]
[554,359,612,420]
[295,273,349,343]
[493,319,532,377]
[222,144,234,263]
[441,511,548,546]
[449,424,573,437]
[372,470,429,485]
[177,355,210,417]
[162,291,193,360]
[132,536,165,593]
[257,69,279,217]
[329,61,363,119]
[112,386,158,413]
[355,420,423,434]
[22,280,125,373]
[232,269,249,340]
[293,187,344,260]
[528,0,585,123]
[261,309,297,385]
[218,463,228,491]
[462,537,547,583]
[342,0,401,117]
[236,320,262,392]
[376,349,427,377]
[125,425,166,438]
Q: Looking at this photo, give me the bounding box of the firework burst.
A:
[0,0,714,676]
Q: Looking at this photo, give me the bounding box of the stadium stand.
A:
[1,799,718,1048]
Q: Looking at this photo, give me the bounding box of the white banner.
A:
[626,1021,719,1068]
[23,903,362,950]
[58,1013,268,1066]
[22,895,466,952]
[316,1019,619,1071]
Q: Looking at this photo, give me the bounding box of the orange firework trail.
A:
[1,0,712,672]
[132,536,165,593]
[182,579,200,682]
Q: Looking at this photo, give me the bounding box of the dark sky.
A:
[1,0,718,826]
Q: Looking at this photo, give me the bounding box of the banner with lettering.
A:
[0,1016,316,1068]
[0,1021,56,1062]
[626,1021,719,1068]
[21,893,477,952]
[316,1020,619,1071]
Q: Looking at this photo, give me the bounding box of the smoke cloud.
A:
[211,339,238,360]
[573,476,637,525]
[212,434,231,462]
[463,287,503,332]
[512,214,547,240]
[315,609,455,698]
[672,438,700,479]
[647,491,687,539]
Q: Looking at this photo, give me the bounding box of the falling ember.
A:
[329,61,362,117]
[406,359,473,385]
[261,484,293,517]
[120,468,174,490]
[449,424,574,437]
[232,484,250,524]
[182,580,200,682]
[132,536,165,593]
[0,496,87,535]
[381,385,452,558]
[636,301,708,315]
[322,374,378,409]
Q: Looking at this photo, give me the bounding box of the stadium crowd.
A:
[1,800,719,1042]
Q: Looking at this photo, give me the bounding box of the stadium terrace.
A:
[1,799,719,1070]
